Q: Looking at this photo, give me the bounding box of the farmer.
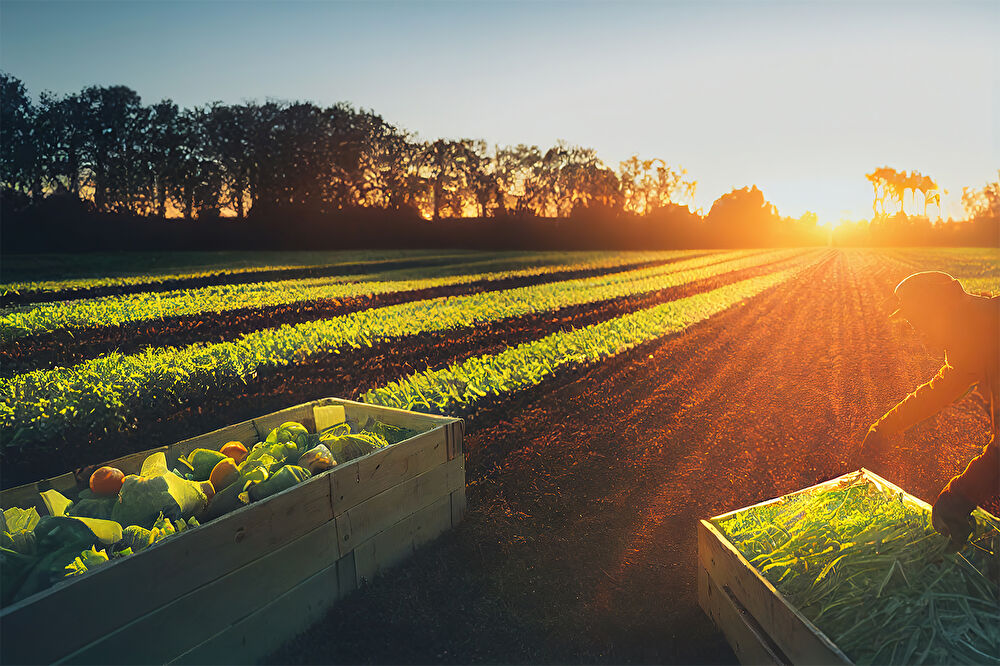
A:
[861,271,998,548]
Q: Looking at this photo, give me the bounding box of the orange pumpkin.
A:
[219,441,248,465]
[90,466,125,497]
[209,458,239,492]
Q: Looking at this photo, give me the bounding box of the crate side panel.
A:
[336,456,464,558]
[329,426,449,515]
[1,472,80,516]
[0,473,333,666]
[251,402,319,440]
[58,517,340,665]
[698,521,851,665]
[450,487,467,527]
[698,562,789,666]
[167,558,343,666]
[353,493,453,586]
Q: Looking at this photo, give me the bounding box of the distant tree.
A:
[415,139,481,219]
[962,172,1000,221]
[33,91,88,199]
[705,185,782,246]
[169,108,222,219]
[75,85,146,212]
[917,173,939,218]
[618,155,696,215]
[0,72,36,197]
[494,144,543,216]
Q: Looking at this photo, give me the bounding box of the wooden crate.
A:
[0,397,465,665]
[697,468,988,666]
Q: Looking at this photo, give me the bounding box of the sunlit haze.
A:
[1,0,996,224]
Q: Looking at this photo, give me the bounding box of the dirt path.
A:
[268,249,994,664]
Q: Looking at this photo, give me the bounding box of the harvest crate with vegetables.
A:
[698,469,1000,666]
[1,397,465,665]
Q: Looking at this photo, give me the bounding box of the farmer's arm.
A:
[875,364,977,435]
[943,436,999,507]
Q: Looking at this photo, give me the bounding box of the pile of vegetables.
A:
[1,416,418,608]
[715,478,1000,665]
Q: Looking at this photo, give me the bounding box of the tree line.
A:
[0,72,699,221]
[1,72,996,251]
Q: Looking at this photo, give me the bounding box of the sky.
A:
[1,0,997,224]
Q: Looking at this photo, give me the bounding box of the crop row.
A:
[0,254,797,487]
[363,268,802,414]
[0,249,812,449]
[1,251,696,341]
[0,249,475,300]
[887,247,999,294]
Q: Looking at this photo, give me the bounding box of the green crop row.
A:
[887,247,1000,294]
[0,249,813,449]
[361,268,801,413]
[0,250,697,341]
[0,249,477,297]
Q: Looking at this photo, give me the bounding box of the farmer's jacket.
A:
[876,294,999,507]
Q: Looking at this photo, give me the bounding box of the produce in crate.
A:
[714,477,1000,665]
[0,416,416,608]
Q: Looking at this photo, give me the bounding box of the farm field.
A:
[1,246,997,663]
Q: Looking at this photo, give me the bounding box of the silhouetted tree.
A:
[705,185,781,246]
[0,73,35,197]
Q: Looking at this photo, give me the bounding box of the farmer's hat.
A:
[885,271,967,320]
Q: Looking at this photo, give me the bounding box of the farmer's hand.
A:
[931,489,976,551]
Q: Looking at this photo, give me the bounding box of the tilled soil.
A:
[1,254,718,375]
[0,254,477,307]
[1,252,803,488]
[266,249,995,664]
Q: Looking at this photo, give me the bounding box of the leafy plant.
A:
[715,480,1000,665]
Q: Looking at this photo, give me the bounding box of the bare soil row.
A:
[1,255,705,375]
[264,249,997,665]
[1,253,801,490]
[1,254,475,307]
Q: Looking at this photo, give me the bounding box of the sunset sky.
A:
[1,0,996,224]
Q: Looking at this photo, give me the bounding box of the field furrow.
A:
[0,249,816,487]
[264,248,994,665]
[0,251,708,372]
[0,249,483,305]
[363,265,809,415]
[884,247,1000,294]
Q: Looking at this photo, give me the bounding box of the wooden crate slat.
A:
[698,560,789,666]
[0,472,333,666]
[329,425,449,514]
[334,456,464,558]
[0,472,81,516]
[698,520,851,665]
[339,399,458,432]
[167,557,343,666]
[251,403,318,440]
[57,517,341,665]
[709,470,869,523]
[312,404,347,431]
[353,493,453,586]
[450,487,467,527]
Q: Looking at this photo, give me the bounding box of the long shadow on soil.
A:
[264,249,995,664]
[1,254,477,307]
[2,255,721,375]
[2,253,806,492]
